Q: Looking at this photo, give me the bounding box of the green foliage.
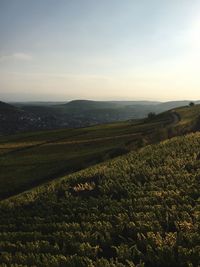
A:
[0,133,200,266]
[147,112,156,119]
[189,102,195,107]
[0,111,173,199]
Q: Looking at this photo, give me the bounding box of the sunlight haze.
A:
[0,0,200,101]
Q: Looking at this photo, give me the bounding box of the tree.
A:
[189,102,195,107]
[147,112,156,119]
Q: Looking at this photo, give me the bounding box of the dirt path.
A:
[45,132,139,146]
[0,131,139,157]
[0,112,180,157]
[170,111,181,125]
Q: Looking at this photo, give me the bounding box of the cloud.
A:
[0,52,32,62]
[12,53,32,60]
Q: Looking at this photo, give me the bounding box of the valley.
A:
[0,104,199,200]
[1,99,199,134]
[1,1,200,265]
[0,103,200,266]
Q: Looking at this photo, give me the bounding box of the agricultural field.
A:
[174,104,200,130]
[0,104,200,266]
[0,132,199,266]
[1,1,200,265]
[0,104,200,200]
[0,111,173,200]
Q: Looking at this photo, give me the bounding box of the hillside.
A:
[60,100,121,111]
[0,104,200,201]
[0,101,58,135]
[0,101,22,114]
[174,104,200,131]
[53,100,200,125]
[0,110,173,200]
[0,101,31,134]
[0,133,199,266]
[154,100,199,113]
[2,99,198,134]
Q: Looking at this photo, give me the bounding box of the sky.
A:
[0,0,200,102]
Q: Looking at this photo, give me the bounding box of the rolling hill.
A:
[0,104,200,266]
[0,132,199,266]
[0,110,172,200]
[58,99,200,112]
[0,104,200,201]
[0,101,34,134]
[0,101,59,135]
[1,99,198,134]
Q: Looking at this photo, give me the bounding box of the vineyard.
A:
[0,133,199,266]
[1,1,200,265]
[1,104,200,201]
[0,110,173,200]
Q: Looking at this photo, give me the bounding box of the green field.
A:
[0,112,173,200]
[174,104,200,129]
[0,132,199,266]
[0,104,200,266]
[0,104,200,200]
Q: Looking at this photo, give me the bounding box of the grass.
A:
[175,104,200,127]
[0,132,199,266]
[0,104,200,200]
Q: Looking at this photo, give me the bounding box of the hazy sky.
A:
[0,0,200,101]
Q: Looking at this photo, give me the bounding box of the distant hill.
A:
[13,101,68,107]
[0,101,31,134]
[55,99,200,126]
[0,103,200,266]
[0,101,60,135]
[60,100,161,111]
[1,99,199,134]
[1,103,200,200]
[57,99,200,114]
[0,101,22,114]
[60,100,120,111]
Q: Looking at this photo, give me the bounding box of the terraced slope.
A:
[1,104,200,201]
[174,104,200,131]
[0,133,199,266]
[0,112,173,200]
